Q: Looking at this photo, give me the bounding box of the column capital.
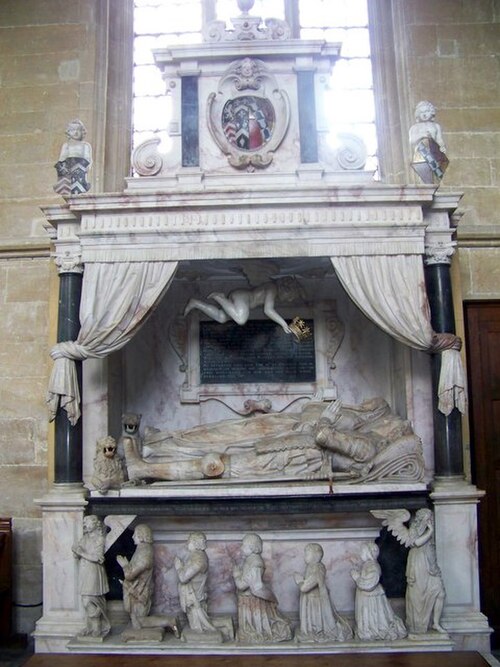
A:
[424,240,456,266]
[55,252,84,274]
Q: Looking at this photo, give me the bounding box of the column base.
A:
[441,609,492,652]
[430,480,490,652]
[34,487,89,653]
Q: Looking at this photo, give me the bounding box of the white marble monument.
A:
[35,0,489,657]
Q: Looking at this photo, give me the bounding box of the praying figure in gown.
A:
[174,532,221,639]
[351,542,407,641]
[294,543,352,642]
[232,533,292,643]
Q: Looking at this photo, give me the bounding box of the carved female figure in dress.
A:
[72,515,111,639]
[351,541,406,641]
[294,543,352,642]
[233,533,292,643]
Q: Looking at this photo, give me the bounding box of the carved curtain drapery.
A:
[330,254,467,416]
[47,261,178,425]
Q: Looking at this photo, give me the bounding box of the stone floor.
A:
[0,638,33,667]
[13,652,500,667]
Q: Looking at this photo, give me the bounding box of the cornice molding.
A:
[457,226,500,248]
[0,240,51,259]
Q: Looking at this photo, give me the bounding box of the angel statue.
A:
[183,261,304,336]
[371,508,446,636]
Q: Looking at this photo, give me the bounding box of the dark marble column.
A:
[424,253,464,479]
[297,70,318,163]
[54,262,83,484]
[181,75,199,167]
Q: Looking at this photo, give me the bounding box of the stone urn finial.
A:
[237,0,255,14]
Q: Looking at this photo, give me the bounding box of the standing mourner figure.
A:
[233,533,292,643]
[72,515,111,640]
[404,509,446,634]
[371,508,446,635]
[294,543,352,642]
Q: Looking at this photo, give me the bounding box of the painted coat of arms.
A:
[208,58,290,170]
[222,96,275,151]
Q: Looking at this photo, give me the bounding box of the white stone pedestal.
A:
[33,485,88,653]
[431,479,491,652]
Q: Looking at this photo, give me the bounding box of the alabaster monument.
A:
[36,0,489,658]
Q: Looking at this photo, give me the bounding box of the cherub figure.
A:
[184,278,299,335]
[371,509,446,635]
[409,101,448,183]
[351,542,406,641]
[294,543,352,642]
[409,101,446,155]
[184,262,304,335]
[54,119,93,195]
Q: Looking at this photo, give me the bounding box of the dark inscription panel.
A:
[200,320,316,384]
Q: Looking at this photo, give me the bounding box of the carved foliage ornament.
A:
[207,58,290,170]
[203,1,291,43]
[55,252,83,274]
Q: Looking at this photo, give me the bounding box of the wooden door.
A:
[465,302,500,647]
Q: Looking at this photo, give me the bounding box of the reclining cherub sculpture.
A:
[183,261,307,338]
